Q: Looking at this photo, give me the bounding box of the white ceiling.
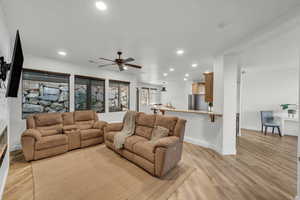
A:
[1,0,300,84]
[240,25,300,71]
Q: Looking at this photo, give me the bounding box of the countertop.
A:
[151,107,222,117]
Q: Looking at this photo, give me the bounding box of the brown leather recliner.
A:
[21,110,107,161]
[104,112,186,177]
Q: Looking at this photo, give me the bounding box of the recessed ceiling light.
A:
[192,64,198,68]
[169,68,175,72]
[185,73,189,77]
[176,49,184,55]
[123,66,128,70]
[95,1,107,11]
[57,51,67,56]
[163,73,168,77]
[183,78,188,81]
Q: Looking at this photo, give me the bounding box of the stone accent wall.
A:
[22,80,69,118]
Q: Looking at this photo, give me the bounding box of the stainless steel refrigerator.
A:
[188,94,208,111]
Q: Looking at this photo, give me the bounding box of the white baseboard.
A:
[184,137,221,154]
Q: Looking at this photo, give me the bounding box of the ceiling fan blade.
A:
[98,57,116,62]
[98,63,116,68]
[125,63,142,69]
[124,58,135,63]
[88,60,99,63]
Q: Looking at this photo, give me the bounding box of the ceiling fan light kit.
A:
[89,51,142,71]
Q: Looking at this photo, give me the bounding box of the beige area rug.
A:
[32,145,195,200]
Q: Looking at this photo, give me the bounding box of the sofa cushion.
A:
[74,110,95,122]
[80,129,103,140]
[135,113,156,139]
[26,115,36,129]
[124,135,148,152]
[135,126,153,140]
[150,126,169,142]
[39,129,60,137]
[77,123,93,130]
[133,142,155,163]
[136,113,156,127]
[105,131,118,142]
[62,112,74,125]
[155,115,178,136]
[35,135,68,150]
[35,113,63,127]
[37,124,63,134]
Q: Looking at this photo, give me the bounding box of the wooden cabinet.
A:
[204,72,213,102]
[192,82,205,94]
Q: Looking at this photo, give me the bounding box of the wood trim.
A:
[74,74,105,81]
[204,72,213,102]
[23,68,71,76]
[108,79,130,84]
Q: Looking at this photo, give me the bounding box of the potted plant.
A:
[280,104,297,118]
[208,102,213,112]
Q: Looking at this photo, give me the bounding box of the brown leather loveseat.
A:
[21,110,107,161]
[104,112,186,177]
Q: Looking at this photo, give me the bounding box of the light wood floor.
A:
[3,130,297,200]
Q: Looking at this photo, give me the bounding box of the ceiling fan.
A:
[89,51,142,71]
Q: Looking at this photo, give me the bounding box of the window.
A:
[75,76,105,113]
[141,88,149,105]
[22,69,70,119]
[149,88,159,104]
[109,80,130,112]
[140,87,160,106]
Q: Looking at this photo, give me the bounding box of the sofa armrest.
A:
[153,136,182,177]
[104,122,123,133]
[63,125,78,132]
[93,121,108,130]
[22,129,42,141]
[153,136,180,152]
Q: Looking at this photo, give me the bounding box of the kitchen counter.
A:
[151,107,223,153]
[151,107,222,122]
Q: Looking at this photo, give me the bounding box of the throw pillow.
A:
[150,126,169,142]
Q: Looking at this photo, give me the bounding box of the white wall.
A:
[161,80,191,109]
[213,55,238,155]
[165,111,223,153]
[297,50,300,200]
[0,3,11,198]
[241,67,299,131]
[9,54,138,151]
[221,55,238,155]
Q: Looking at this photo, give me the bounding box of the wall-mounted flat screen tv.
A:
[6,30,24,97]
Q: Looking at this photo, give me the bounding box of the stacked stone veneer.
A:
[22,80,69,118]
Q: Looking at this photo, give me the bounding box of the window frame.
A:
[109,79,130,112]
[74,75,106,113]
[141,87,150,105]
[21,68,71,119]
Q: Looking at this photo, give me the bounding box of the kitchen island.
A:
[152,107,223,153]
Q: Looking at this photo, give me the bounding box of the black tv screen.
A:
[6,30,24,97]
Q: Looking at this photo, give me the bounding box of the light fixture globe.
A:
[95,1,107,11]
